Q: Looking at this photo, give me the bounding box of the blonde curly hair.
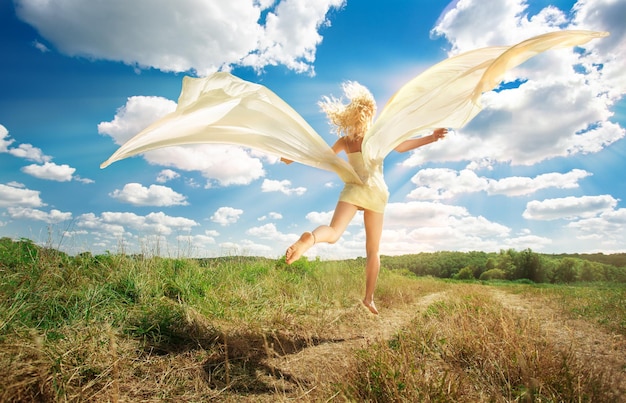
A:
[318,81,376,140]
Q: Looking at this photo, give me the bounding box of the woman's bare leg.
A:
[362,209,384,314]
[286,202,357,264]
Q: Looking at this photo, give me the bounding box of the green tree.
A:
[497,249,517,280]
[479,268,506,281]
[513,249,546,282]
[453,266,475,280]
[552,258,578,283]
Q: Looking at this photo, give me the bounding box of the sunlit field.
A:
[1,238,624,402]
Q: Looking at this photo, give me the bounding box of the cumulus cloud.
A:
[21,162,76,182]
[1,126,51,163]
[7,143,51,163]
[156,169,180,183]
[523,194,618,220]
[0,183,44,208]
[175,230,220,256]
[258,212,283,221]
[398,0,626,169]
[15,0,345,75]
[407,168,592,200]
[110,183,188,206]
[98,96,177,145]
[99,96,266,186]
[147,145,265,186]
[7,207,72,224]
[261,179,307,196]
[77,211,198,237]
[566,207,626,247]
[247,223,292,242]
[211,207,244,226]
[1,126,88,183]
[0,125,12,151]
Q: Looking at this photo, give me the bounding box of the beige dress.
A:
[339,152,388,214]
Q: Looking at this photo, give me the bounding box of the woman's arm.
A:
[394,128,447,153]
[331,137,347,155]
[282,137,347,165]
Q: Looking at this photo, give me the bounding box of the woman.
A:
[283,82,447,314]
[100,31,606,313]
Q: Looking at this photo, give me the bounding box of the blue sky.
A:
[1,0,625,259]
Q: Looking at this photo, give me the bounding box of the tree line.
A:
[2,237,625,284]
[380,249,626,283]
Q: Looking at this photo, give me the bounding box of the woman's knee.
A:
[365,244,380,258]
[327,230,342,244]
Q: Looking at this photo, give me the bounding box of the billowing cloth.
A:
[101,30,609,191]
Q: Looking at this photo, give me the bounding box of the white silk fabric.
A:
[101,30,608,185]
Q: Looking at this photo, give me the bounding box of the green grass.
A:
[494,281,626,335]
[0,238,624,402]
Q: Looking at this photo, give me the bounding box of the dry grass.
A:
[339,285,621,402]
[1,241,624,402]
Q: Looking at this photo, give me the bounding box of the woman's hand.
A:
[432,128,448,141]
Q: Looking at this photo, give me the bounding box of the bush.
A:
[453,267,475,280]
[479,268,506,281]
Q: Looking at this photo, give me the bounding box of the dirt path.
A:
[491,289,626,398]
[224,288,626,401]
[264,292,448,389]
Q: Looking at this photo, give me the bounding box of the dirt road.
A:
[216,288,626,402]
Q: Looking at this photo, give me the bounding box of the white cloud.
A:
[211,206,243,226]
[0,183,44,208]
[156,169,180,183]
[241,0,346,73]
[32,40,50,52]
[176,230,219,256]
[7,207,72,224]
[258,212,283,221]
[98,96,177,145]
[147,145,265,186]
[261,179,307,196]
[21,162,76,182]
[566,207,626,247]
[99,96,266,186]
[1,126,51,163]
[0,125,14,152]
[523,195,618,221]
[247,223,292,242]
[378,201,512,254]
[8,143,51,163]
[76,213,127,237]
[305,210,338,226]
[77,211,198,237]
[15,0,345,75]
[407,168,592,200]
[74,176,95,184]
[401,0,626,169]
[110,183,188,206]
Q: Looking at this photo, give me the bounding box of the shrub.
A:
[453,266,475,280]
[479,268,506,281]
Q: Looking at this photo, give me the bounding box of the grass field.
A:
[1,239,625,401]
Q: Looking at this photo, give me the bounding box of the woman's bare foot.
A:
[362,299,379,315]
[285,232,315,264]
